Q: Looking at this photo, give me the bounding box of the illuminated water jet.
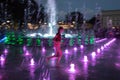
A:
[83,56,88,62]
[30,58,35,66]
[69,63,76,73]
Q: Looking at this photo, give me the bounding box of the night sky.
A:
[36,0,120,19]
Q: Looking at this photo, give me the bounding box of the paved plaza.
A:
[0,38,120,80]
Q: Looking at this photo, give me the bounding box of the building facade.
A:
[102,10,120,29]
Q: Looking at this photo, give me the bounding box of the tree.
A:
[35,4,46,24]
[88,16,96,25]
[65,11,83,30]
[7,0,38,30]
[66,11,83,23]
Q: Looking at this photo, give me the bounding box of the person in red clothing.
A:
[46,27,64,66]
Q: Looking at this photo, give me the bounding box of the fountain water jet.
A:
[65,49,69,54]
[83,56,88,62]
[46,0,57,37]
[30,58,35,66]
[69,63,76,73]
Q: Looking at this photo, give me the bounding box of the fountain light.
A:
[65,49,69,54]
[104,38,116,47]
[91,52,96,58]
[52,53,55,56]
[0,55,5,67]
[101,46,104,50]
[83,56,88,62]
[104,44,107,48]
[4,49,8,54]
[95,38,107,43]
[25,51,31,56]
[30,58,35,66]
[91,52,96,66]
[80,45,84,49]
[42,47,46,53]
[74,47,77,51]
[69,63,76,73]
[0,55,5,62]
[97,48,100,53]
[23,46,26,51]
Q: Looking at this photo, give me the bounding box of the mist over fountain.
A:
[25,0,58,38]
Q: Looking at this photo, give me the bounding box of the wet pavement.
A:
[0,38,120,80]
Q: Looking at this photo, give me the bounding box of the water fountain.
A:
[83,56,88,62]
[0,54,6,67]
[42,47,46,53]
[91,52,96,58]
[97,48,101,53]
[80,45,84,49]
[73,47,77,51]
[0,55,5,62]
[26,0,58,38]
[24,51,31,56]
[101,46,104,51]
[69,63,76,73]
[4,49,8,55]
[30,58,35,66]
[46,0,57,37]
[65,49,69,54]
[4,0,96,47]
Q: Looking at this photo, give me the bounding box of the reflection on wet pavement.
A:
[0,38,120,80]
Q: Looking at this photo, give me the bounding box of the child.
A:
[46,27,64,66]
